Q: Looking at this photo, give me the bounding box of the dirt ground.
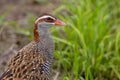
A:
[0,0,61,79]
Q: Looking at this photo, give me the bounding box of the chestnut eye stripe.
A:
[45,17,55,22]
[35,15,56,23]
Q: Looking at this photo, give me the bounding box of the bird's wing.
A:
[0,41,50,80]
[0,70,12,80]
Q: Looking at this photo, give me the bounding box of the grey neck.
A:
[37,25,54,63]
[37,27,50,40]
[37,25,54,52]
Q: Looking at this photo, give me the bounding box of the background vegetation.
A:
[0,0,120,80]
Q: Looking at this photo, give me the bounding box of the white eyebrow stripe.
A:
[35,15,55,23]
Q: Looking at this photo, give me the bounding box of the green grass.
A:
[52,0,120,80]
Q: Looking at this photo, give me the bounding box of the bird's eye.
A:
[46,17,54,22]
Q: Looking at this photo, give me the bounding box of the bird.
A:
[0,14,66,80]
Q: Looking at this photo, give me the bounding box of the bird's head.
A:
[35,14,66,28]
[34,14,66,42]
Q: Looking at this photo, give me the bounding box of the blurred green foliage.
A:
[52,0,120,80]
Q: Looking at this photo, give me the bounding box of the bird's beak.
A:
[54,19,66,26]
